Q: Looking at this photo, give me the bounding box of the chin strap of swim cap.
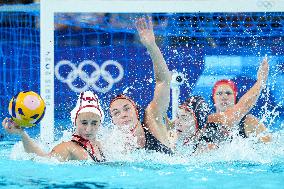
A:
[130,123,139,135]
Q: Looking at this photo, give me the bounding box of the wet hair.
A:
[212,79,238,104]
[180,95,211,129]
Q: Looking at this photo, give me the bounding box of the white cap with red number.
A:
[70,91,104,125]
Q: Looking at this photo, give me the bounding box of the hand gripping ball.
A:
[8,91,46,127]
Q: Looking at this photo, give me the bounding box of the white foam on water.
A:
[7,121,284,165]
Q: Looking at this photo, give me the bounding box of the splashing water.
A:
[8,123,284,165]
[1,121,283,189]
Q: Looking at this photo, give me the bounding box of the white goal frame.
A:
[40,0,283,143]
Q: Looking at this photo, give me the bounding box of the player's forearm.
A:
[20,131,47,157]
[146,43,171,83]
[237,80,263,116]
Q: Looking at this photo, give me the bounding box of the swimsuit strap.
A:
[183,137,190,146]
[238,115,248,138]
[71,134,105,162]
[130,123,138,135]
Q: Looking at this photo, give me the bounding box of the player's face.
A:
[175,108,196,136]
[213,84,235,112]
[76,112,101,140]
[110,99,139,133]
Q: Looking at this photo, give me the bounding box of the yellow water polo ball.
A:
[8,91,46,127]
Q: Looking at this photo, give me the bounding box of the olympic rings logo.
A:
[256,0,275,9]
[55,60,124,93]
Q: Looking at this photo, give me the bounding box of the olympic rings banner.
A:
[53,45,206,119]
[55,60,124,93]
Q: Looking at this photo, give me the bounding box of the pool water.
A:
[1,131,284,189]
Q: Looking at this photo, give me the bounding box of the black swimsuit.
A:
[238,115,248,138]
[200,114,249,143]
[143,127,173,155]
[200,122,229,143]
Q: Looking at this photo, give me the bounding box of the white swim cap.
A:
[70,91,104,125]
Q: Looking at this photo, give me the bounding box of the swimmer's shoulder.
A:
[207,113,224,124]
[243,114,267,132]
[49,141,79,161]
[243,114,258,123]
[52,141,80,153]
